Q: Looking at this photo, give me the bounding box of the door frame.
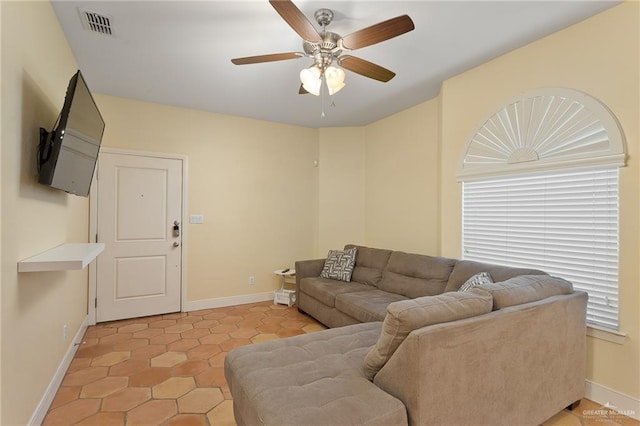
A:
[88,147,189,325]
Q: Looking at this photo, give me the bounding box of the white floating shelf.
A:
[18,243,105,272]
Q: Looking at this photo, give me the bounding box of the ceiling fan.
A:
[231,0,415,96]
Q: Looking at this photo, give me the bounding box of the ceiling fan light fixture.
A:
[300,66,322,96]
[325,66,345,95]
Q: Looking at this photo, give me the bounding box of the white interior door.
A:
[96,152,183,322]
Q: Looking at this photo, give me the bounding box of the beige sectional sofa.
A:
[224,245,588,426]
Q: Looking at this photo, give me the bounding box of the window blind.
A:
[462,167,619,330]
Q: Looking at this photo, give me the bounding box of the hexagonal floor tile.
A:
[172,359,210,377]
[180,328,211,339]
[131,344,167,360]
[303,323,327,333]
[43,399,101,426]
[117,323,149,334]
[126,399,177,425]
[150,333,182,345]
[230,328,258,339]
[194,367,226,387]
[164,323,194,334]
[178,388,224,413]
[112,338,150,351]
[98,333,133,345]
[49,386,80,410]
[79,376,128,398]
[152,377,196,399]
[199,333,230,345]
[220,338,251,351]
[208,352,227,367]
[133,328,165,339]
[192,319,219,329]
[101,387,151,412]
[62,367,108,386]
[168,338,200,352]
[108,359,149,377]
[90,351,131,367]
[186,344,221,360]
[276,328,305,338]
[164,413,208,426]
[75,343,115,359]
[151,351,188,367]
[149,319,177,329]
[251,333,279,344]
[207,400,236,426]
[128,367,172,387]
[74,411,125,426]
[209,323,238,334]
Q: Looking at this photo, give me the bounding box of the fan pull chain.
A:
[321,74,326,118]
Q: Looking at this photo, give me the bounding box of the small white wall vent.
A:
[79,9,113,36]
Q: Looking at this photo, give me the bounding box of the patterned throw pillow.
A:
[320,248,357,282]
[458,271,494,292]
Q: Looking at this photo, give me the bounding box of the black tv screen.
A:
[38,70,105,197]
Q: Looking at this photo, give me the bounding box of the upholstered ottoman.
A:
[224,322,407,426]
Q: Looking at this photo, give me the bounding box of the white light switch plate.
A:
[189,214,204,224]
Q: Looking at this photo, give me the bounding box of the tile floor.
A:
[43,301,325,425]
[43,301,638,426]
[545,399,639,426]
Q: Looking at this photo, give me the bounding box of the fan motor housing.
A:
[303,31,342,57]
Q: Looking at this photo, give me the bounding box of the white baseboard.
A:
[183,291,274,312]
[585,380,640,420]
[29,315,90,426]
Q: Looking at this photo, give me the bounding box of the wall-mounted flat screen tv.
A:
[38,70,105,197]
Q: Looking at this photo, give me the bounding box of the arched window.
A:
[458,88,626,330]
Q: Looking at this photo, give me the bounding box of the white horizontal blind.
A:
[462,167,619,330]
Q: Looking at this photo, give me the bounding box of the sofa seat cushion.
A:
[445,259,547,292]
[225,322,407,426]
[363,289,493,380]
[379,251,457,298]
[299,277,372,308]
[335,290,409,323]
[478,275,573,309]
[344,245,393,287]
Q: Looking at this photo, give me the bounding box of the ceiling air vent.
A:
[79,9,113,35]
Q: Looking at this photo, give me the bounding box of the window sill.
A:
[587,325,627,345]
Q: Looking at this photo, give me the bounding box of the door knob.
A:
[173,242,180,247]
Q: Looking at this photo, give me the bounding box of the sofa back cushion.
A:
[363,289,493,380]
[344,244,392,287]
[444,259,548,292]
[379,251,456,298]
[478,275,574,309]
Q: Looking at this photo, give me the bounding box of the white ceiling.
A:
[51,1,619,128]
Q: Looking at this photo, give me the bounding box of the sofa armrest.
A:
[373,291,587,426]
[294,258,326,307]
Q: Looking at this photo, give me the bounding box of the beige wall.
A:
[1,2,89,424]
[0,3,3,421]
[439,2,639,399]
[93,95,319,301]
[364,100,441,255]
[317,127,366,255]
[316,99,442,258]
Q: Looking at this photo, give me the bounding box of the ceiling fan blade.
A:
[231,52,302,65]
[339,55,396,82]
[341,15,415,50]
[269,0,322,43]
[299,84,309,95]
